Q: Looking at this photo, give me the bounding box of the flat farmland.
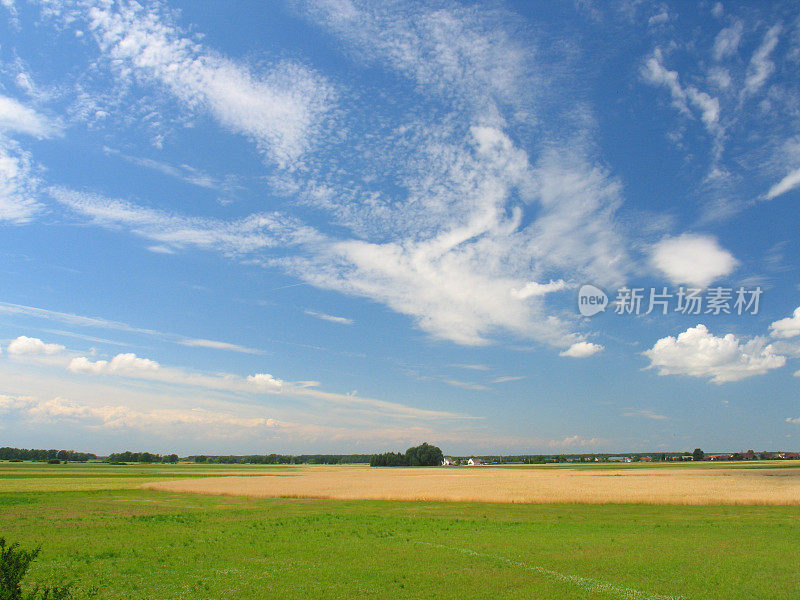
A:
[2,462,799,599]
[145,462,800,505]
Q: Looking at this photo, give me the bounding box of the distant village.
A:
[441,450,800,466]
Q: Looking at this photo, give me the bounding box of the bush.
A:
[46,460,60,465]
[0,538,72,600]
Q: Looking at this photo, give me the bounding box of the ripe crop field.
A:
[1,462,799,599]
[147,462,800,505]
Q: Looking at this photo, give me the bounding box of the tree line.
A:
[0,447,96,462]
[106,451,179,463]
[370,443,444,467]
[191,454,372,464]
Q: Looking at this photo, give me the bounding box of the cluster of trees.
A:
[370,443,444,467]
[0,447,96,462]
[191,454,372,465]
[106,451,179,463]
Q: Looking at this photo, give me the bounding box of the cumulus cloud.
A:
[650,233,737,288]
[559,341,603,358]
[68,353,159,375]
[644,324,786,384]
[246,373,283,390]
[770,307,800,339]
[7,336,64,355]
[787,417,800,425]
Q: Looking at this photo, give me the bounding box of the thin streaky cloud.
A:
[304,310,354,325]
[492,376,524,383]
[179,338,266,355]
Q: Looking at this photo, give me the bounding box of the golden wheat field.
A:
[143,463,800,505]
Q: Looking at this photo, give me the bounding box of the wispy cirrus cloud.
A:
[102,146,227,191]
[84,0,334,167]
[622,409,668,421]
[49,187,321,255]
[0,94,61,138]
[179,338,265,355]
[304,310,353,326]
[743,23,782,96]
[4,336,470,421]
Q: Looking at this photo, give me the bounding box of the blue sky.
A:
[1,0,799,455]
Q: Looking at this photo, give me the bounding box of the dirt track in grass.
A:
[143,464,800,505]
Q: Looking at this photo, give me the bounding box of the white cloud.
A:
[179,338,265,355]
[511,279,567,300]
[444,379,490,391]
[713,21,743,61]
[103,147,225,191]
[770,307,800,339]
[284,141,629,347]
[0,394,37,414]
[765,166,800,200]
[648,12,670,27]
[68,353,159,375]
[246,373,283,390]
[650,233,737,288]
[644,324,786,384]
[642,49,721,134]
[7,336,64,355]
[787,417,800,425]
[56,348,461,420]
[0,95,60,138]
[744,24,782,96]
[0,139,41,223]
[1,394,280,436]
[622,409,668,420]
[559,341,603,358]
[300,0,532,121]
[304,310,354,325]
[87,1,333,167]
[0,301,162,336]
[50,187,318,255]
[492,375,524,383]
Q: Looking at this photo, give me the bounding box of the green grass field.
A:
[2,462,798,599]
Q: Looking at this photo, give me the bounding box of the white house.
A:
[467,458,484,466]
[442,457,456,466]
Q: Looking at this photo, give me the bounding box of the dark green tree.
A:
[692,448,705,461]
[0,539,72,600]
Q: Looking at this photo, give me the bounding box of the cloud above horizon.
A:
[644,324,785,384]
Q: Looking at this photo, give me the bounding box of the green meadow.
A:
[1,462,798,599]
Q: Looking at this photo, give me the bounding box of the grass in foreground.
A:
[0,463,798,599]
